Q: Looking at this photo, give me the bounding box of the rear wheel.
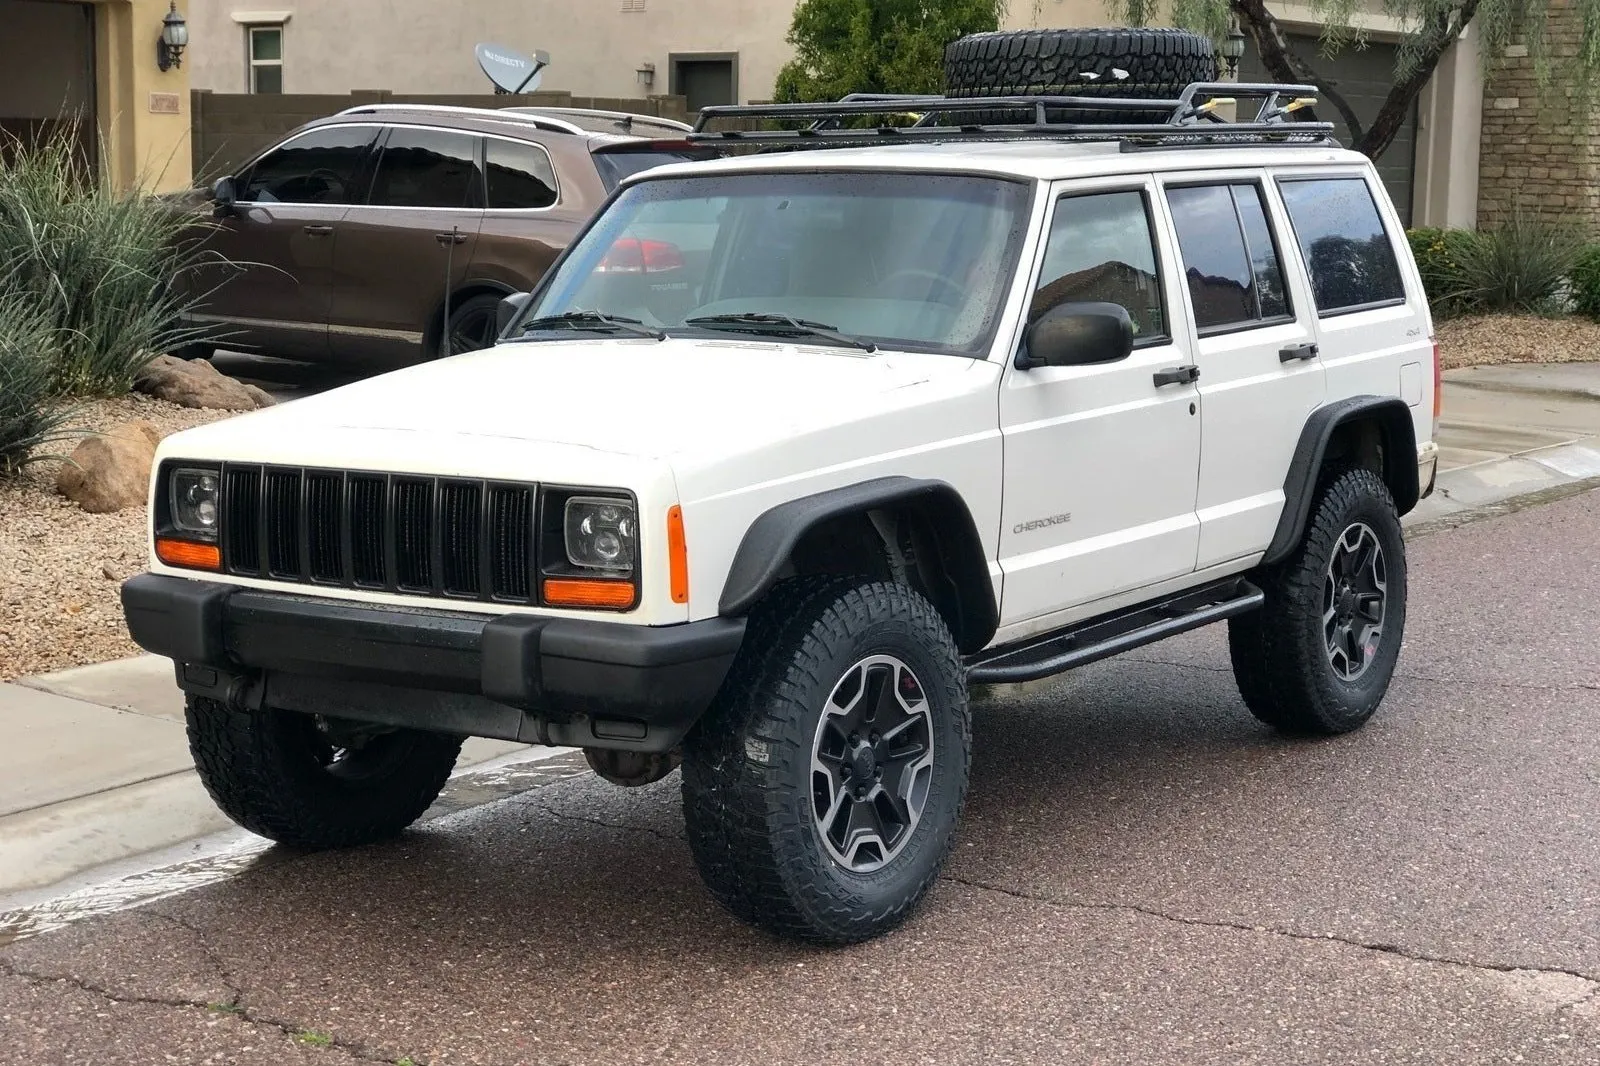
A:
[442,293,504,357]
[1229,468,1407,734]
[681,578,970,943]
[185,695,463,848]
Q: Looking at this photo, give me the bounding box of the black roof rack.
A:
[690,82,1338,151]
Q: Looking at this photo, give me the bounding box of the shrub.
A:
[0,126,213,397]
[0,289,80,478]
[1407,226,1482,318]
[1452,210,1587,315]
[1570,244,1600,318]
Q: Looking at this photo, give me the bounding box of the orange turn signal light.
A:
[155,537,221,571]
[667,505,689,604]
[542,577,637,610]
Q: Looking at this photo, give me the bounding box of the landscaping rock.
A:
[55,421,162,514]
[134,355,276,411]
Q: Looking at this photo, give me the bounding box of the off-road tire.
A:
[1229,468,1407,735]
[943,28,1218,123]
[185,695,463,848]
[681,577,971,943]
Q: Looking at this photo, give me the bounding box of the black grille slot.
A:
[223,466,261,574]
[349,475,387,587]
[439,482,482,596]
[394,479,434,591]
[488,486,533,600]
[265,469,302,577]
[306,472,344,583]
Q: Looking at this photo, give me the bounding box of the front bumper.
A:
[122,573,745,752]
[1417,440,1440,500]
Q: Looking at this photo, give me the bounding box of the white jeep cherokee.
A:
[124,76,1439,944]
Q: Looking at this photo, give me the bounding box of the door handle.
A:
[435,232,469,245]
[1279,342,1319,362]
[1152,364,1200,388]
[302,224,334,236]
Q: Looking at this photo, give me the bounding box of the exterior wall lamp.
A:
[636,62,656,89]
[157,2,189,72]
[1218,17,1246,78]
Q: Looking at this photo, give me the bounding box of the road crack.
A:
[0,954,400,1064]
[941,873,1600,987]
[1120,655,1599,694]
[528,800,685,844]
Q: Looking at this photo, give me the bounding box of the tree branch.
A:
[1228,0,1367,147]
[1357,0,1480,160]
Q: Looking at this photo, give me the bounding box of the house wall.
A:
[96,0,193,192]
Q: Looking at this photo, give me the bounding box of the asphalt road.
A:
[2,490,1598,1065]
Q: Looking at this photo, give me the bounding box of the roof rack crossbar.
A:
[334,102,589,135]
[690,82,1333,150]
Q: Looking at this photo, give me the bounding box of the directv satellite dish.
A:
[475,43,549,95]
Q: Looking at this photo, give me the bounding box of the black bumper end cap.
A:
[121,573,233,665]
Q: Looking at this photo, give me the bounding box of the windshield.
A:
[518,170,1032,356]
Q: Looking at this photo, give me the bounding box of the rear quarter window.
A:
[1277,177,1406,315]
[592,148,721,191]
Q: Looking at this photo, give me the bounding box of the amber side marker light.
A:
[155,537,221,571]
[667,505,689,604]
[543,578,637,609]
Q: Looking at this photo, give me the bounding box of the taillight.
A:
[596,237,685,274]
[1431,339,1441,435]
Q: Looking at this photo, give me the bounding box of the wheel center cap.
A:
[850,744,877,781]
[1337,587,1359,619]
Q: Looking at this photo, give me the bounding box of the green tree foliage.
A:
[775,0,1007,101]
[1107,0,1600,161]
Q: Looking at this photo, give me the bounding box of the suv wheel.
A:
[443,293,505,357]
[681,578,970,943]
[186,695,463,848]
[1229,468,1408,734]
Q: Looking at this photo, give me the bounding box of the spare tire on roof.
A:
[943,28,1219,124]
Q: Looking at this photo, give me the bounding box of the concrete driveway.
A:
[2,484,1596,1063]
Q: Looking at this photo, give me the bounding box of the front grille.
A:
[220,464,537,604]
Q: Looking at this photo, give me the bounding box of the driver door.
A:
[191,124,378,361]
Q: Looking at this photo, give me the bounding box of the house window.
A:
[621,0,645,10]
[249,26,283,94]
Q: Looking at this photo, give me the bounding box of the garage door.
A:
[1238,35,1418,224]
[0,0,96,169]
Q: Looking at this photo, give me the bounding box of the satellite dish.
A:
[475,43,549,95]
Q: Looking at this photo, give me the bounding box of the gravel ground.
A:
[1435,313,1600,370]
[0,396,233,682]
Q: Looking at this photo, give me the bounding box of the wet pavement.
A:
[2,490,1598,1064]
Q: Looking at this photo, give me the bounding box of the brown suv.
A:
[179,105,711,364]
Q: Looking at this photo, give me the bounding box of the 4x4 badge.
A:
[1014,512,1072,534]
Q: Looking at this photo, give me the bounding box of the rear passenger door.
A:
[469,134,583,310]
[1158,173,1326,569]
[328,126,484,362]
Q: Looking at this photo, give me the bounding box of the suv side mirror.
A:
[497,292,532,335]
[211,176,238,216]
[1017,302,1135,370]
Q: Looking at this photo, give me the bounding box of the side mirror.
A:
[497,292,532,335]
[211,176,237,216]
[1017,301,1135,370]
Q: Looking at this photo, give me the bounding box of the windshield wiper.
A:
[684,313,877,353]
[516,310,666,341]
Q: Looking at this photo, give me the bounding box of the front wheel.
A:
[681,578,971,944]
[1229,467,1408,734]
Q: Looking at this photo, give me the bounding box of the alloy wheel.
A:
[1322,522,1387,681]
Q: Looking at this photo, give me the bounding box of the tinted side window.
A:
[240,126,375,205]
[368,129,481,209]
[485,139,557,209]
[1165,183,1290,330]
[1278,177,1405,313]
[1032,190,1165,342]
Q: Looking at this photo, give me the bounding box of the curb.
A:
[1403,436,1600,534]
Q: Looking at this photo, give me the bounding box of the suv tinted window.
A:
[1278,177,1405,313]
[1032,190,1165,342]
[1166,183,1289,330]
[592,148,723,191]
[368,128,481,209]
[485,138,557,209]
[241,126,375,205]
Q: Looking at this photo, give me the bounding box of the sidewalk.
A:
[2,360,1597,898]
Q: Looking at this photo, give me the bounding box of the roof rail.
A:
[499,106,694,133]
[690,82,1337,150]
[334,102,588,135]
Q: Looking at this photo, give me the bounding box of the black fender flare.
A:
[1263,395,1420,565]
[717,477,999,654]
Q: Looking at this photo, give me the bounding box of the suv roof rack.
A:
[690,82,1337,151]
[499,106,694,133]
[334,102,589,135]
